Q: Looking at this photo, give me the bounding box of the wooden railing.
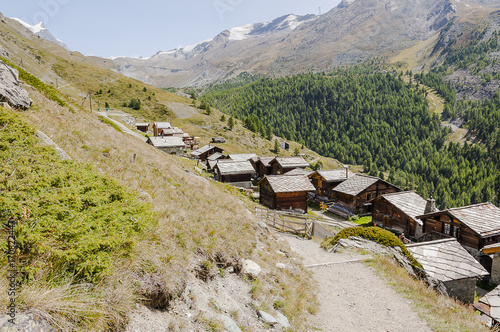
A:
[255,208,347,240]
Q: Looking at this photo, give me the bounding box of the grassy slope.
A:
[0,17,319,330]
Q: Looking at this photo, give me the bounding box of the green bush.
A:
[321,227,421,268]
[0,107,150,282]
[1,57,66,107]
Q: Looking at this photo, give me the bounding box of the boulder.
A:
[257,310,277,325]
[0,60,33,110]
[217,314,241,332]
[275,312,291,328]
[0,313,55,331]
[241,259,261,279]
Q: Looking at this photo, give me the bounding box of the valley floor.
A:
[284,234,432,332]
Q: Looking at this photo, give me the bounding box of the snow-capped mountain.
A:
[109,0,499,88]
[10,18,69,50]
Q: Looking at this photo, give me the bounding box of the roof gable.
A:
[418,203,500,237]
[148,136,185,148]
[377,191,428,225]
[154,122,172,129]
[215,160,256,175]
[228,153,259,162]
[333,174,380,196]
[260,175,316,193]
[314,169,354,182]
[406,239,489,282]
[271,157,309,169]
[191,144,222,156]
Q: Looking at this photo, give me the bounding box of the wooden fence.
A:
[255,208,350,240]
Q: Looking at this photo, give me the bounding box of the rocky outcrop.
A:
[241,259,261,279]
[0,60,32,109]
[0,313,55,331]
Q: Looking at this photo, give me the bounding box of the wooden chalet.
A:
[418,202,500,259]
[280,142,290,151]
[372,191,435,239]
[191,144,224,162]
[147,136,186,155]
[153,122,172,136]
[213,160,256,189]
[270,157,309,175]
[258,175,316,212]
[407,239,489,303]
[309,169,354,199]
[135,122,149,133]
[331,174,400,215]
[251,157,274,178]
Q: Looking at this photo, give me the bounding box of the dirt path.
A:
[283,234,432,332]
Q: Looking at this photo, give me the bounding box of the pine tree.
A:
[228,116,234,130]
[273,139,280,154]
[220,114,226,122]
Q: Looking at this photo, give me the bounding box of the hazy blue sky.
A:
[1,0,342,58]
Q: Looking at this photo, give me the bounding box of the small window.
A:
[444,223,451,235]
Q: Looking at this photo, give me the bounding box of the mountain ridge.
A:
[107,0,500,88]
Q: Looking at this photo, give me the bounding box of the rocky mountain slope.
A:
[108,0,500,88]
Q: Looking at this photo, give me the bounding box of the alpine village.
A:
[2,0,500,331]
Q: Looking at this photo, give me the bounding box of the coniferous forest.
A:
[203,72,499,210]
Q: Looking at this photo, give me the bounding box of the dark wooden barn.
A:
[331,174,400,215]
[135,122,149,133]
[258,175,316,212]
[190,144,224,162]
[251,157,274,178]
[213,160,256,189]
[418,202,500,258]
[270,157,309,175]
[309,169,354,199]
[372,191,432,239]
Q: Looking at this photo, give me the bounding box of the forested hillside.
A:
[202,73,499,209]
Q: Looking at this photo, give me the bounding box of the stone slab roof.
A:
[262,175,316,193]
[376,191,428,225]
[406,238,488,282]
[418,202,500,237]
[285,168,314,177]
[154,122,172,129]
[333,174,380,196]
[315,169,354,182]
[215,160,256,175]
[272,157,309,169]
[148,136,185,148]
[258,157,275,167]
[160,127,184,135]
[474,285,500,323]
[191,144,221,157]
[207,152,225,161]
[228,153,259,162]
[135,123,149,127]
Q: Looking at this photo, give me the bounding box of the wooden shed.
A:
[418,202,500,258]
[309,169,354,199]
[190,144,224,162]
[407,239,489,304]
[251,156,274,178]
[207,152,227,171]
[213,160,256,189]
[159,127,184,137]
[270,157,309,175]
[258,175,316,212]
[153,122,172,136]
[331,174,400,215]
[372,191,433,239]
[147,136,186,155]
[135,122,149,133]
